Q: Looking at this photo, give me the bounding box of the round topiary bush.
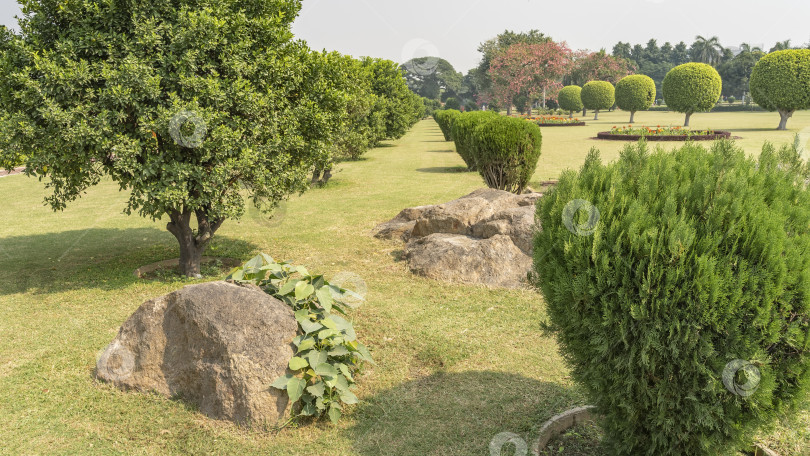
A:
[451,111,499,170]
[749,49,810,130]
[581,81,615,120]
[662,63,722,126]
[470,116,541,194]
[444,97,461,111]
[558,86,584,119]
[533,140,810,455]
[615,75,656,123]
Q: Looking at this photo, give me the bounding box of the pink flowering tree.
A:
[488,41,573,115]
[568,49,635,86]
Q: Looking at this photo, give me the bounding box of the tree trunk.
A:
[684,112,692,127]
[593,110,599,121]
[778,110,793,130]
[569,111,573,119]
[542,87,547,109]
[320,166,333,185]
[629,111,635,123]
[506,105,512,116]
[166,209,224,278]
[311,168,322,184]
[582,108,587,117]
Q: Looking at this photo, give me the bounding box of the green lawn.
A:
[0,112,808,455]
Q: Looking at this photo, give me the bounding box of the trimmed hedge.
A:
[615,75,656,123]
[662,63,722,126]
[433,109,461,141]
[581,81,615,120]
[470,116,541,194]
[451,111,499,170]
[533,139,810,455]
[750,49,810,130]
[558,85,584,118]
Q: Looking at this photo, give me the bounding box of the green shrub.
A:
[615,75,656,123]
[422,97,442,117]
[464,100,479,112]
[533,140,810,455]
[433,109,461,141]
[444,97,461,111]
[227,254,373,424]
[558,86,584,118]
[580,81,615,120]
[750,49,810,130]
[728,95,736,104]
[470,116,541,193]
[662,62,722,126]
[450,111,499,170]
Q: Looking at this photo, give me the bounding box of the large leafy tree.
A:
[0,0,348,276]
[472,29,551,105]
[400,57,463,101]
[487,41,572,115]
[717,44,764,98]
[566,49,635,86]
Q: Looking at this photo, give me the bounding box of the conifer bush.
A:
[470,116,541,193]
[533,140,810,455]
[450,111,499,170]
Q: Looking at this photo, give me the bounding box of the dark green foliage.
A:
[433,109,461,141]
[470,116,541,193]
[662,63,722,125]
[450,111,499,170]
[422,97,442,117]
[581,81,615,119]
[444,97,461,111]
[615,75,656,122]
[558,86,584,117]
[464,100,479,112]
[750,49,810,130]
[533,140,810,455]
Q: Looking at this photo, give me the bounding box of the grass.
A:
[1,111,809,455]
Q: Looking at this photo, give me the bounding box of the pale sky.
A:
[2,1,809,72]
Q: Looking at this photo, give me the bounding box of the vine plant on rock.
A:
[227,254,373,424]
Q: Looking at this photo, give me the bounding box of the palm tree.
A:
[691,35,724,65]
[739,43,763,54]
[769,40,793,53]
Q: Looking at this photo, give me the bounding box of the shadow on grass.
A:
[416,166,470,174]
[0,228,257,295]
[349,371,586,456]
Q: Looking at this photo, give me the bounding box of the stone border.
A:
[529,405,782,456]
[596,130,732,141]
[532,406,596,454]
[134,257,242,278]
[535,121,586,127]
[0,166,25,178]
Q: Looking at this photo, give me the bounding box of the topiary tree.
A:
[558,85,584,118]
[0,0,351,277]
[470,116,541,193]
[533,140,810,455]
[662,62,722,126]
[581,81,615,120]
[749,49,810,130]
[615,74,656,123]
[450,111,499,170]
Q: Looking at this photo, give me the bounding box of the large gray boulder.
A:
[471,207,537,255]
[404,234,532,289]
[96,281,297,424]
[371,205,431,242]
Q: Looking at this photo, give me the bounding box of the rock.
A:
[410,188,529,238]
[371,205,431,241]
[96,281,298,424]
[471,207,537,255]
[404,233,532,288]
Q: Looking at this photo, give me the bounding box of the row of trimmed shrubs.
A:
[433,110,541,194]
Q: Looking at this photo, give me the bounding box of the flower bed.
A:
[526,116,586,127]
[597,125,732,141]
